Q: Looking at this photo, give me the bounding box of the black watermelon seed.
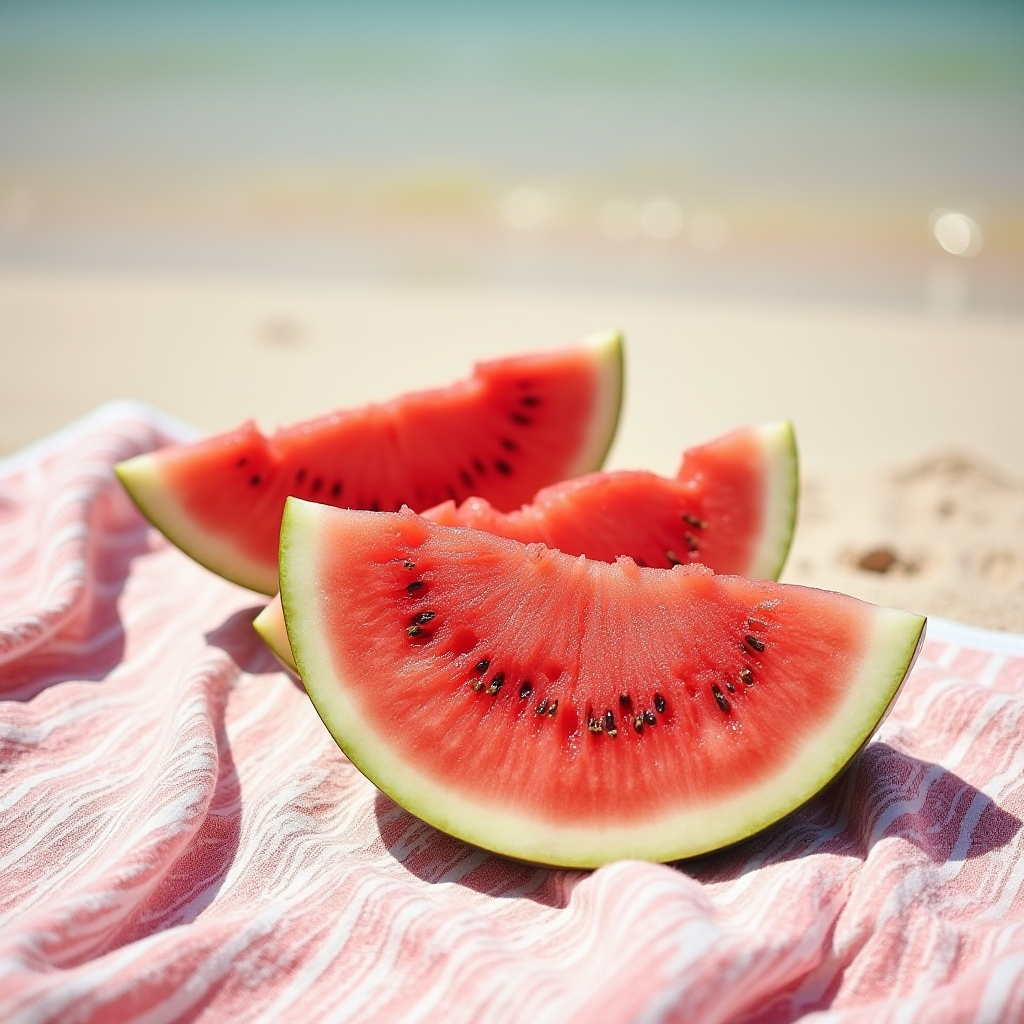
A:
[712,684,731,713]
[547,700,558,717]
[745,635,766,652]
[403,559,415,571]
[682,513,707,529]
[311,477,323,493]
[237,456,249,467]
[460,469,473,488]
[406,624,422,637]
[407,580,424,594]
[740,667,754,686]
[666,550,683,567]
[521,395,540,406]
[684,532,699,553]
[413,611,436,624]
[331,481,343,498]
[250,475,262,486]
[633,714,644,733]
[536,698,549,715]
[519,681,533,699]
[619,693,632,708]
[726,681,736,693]
[494,459,511,475]
[604,711,617,737]
[474,659,490,673]
[654,693,667,714]
[644,710,657,726]
[472,458,486,475]
[486,673,505,695]
[511,412,532,426]
[501,438,518,452]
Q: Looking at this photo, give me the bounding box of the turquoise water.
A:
[0,0,1021,306]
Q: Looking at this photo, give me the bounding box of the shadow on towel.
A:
[372,790,572,907]
[368,739,1019,897]
[205,605,294,680]
[684,742,1021,882]
[206,603,306,692]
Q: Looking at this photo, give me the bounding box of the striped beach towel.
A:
[2,403,1023,1023]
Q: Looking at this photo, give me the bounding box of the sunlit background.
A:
[2,0,1021,305]
[1,0,1022,474]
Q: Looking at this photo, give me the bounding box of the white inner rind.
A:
[563,330,624,477]
[282,497,926,869]
[115,454,279,594]
[748,421,799,581]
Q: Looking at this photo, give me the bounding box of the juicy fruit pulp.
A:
[116,332,624,594]
[255,421,799,673]
[426,421,798,580]
[280,499,926,867]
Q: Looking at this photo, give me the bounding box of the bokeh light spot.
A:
[931,209,983,257]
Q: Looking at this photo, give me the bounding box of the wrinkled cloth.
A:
[2,403,1024,1024]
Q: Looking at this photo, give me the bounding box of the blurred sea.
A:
[0,0,1021,310]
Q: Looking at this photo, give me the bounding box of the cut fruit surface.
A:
[116,332,624,594]
[280,498,926,867]
[257,421,798,672]
[426,421,797,579]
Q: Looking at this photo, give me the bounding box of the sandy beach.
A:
[3,268,1023,632]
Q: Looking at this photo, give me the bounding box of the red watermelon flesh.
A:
[425,421,797,580]
[115,332,623,594]
[280,499,926,867]
[253,421,797,672]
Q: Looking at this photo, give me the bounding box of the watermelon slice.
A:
[254,421,798,672]
[280,499,926,867]
[115,332,624,594]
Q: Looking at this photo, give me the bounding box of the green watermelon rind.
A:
[565,330,625,477]
[280,497,926,869]
[114,332,625,597]
[748,420,799,582]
